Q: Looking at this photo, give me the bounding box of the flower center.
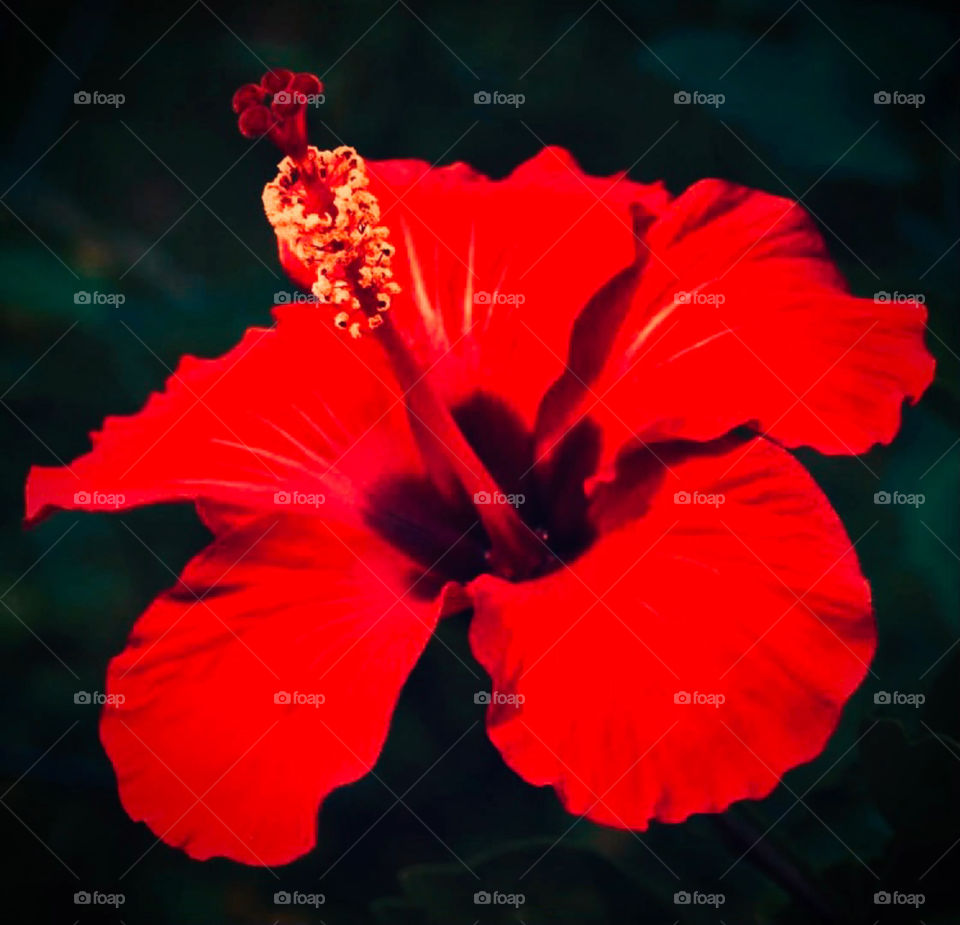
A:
[234,71,550,579]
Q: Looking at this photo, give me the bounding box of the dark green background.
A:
[1,0,957,921]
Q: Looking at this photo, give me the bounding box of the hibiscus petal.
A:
[366,147,671,431]
[468,437,873,828]
[101,513,441,864]
[25,306,420,526]
[537,180,934,470]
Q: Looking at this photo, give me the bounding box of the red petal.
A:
[537,180,934,470]
[25,306,420,525]
[101,514,440,865]
[365,147,671,430]
[468,437,873,828]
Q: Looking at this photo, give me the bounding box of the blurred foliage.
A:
[0,0,957,921]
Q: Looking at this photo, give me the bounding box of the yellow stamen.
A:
[263,145,400,335]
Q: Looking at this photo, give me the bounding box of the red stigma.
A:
[232,69,324,161]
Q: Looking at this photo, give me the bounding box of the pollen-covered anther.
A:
[263,144,401,337]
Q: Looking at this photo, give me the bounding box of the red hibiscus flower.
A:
[25,70,934,866]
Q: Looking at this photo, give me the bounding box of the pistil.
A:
[234,71,548,578]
